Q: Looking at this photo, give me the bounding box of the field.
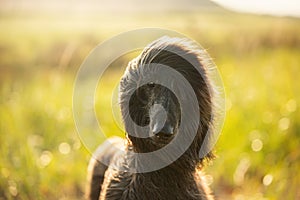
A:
[0,7,300,200]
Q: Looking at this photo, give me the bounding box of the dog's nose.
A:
[150,103,175,137]
[152,122,174,135]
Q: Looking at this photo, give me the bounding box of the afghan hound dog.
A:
[86,36,216,200]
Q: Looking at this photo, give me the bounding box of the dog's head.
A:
[119,36,214,165]
[128,81,181,145]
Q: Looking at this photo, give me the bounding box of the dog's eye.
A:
[147,82,155,88]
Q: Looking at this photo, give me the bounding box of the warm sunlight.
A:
[1,0,299,199]
[212,0,300,17]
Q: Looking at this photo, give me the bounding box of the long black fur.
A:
[86,36,216,200]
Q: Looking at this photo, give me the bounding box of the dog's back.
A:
[86,137,125,200]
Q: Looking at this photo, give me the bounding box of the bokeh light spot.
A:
[263,174,273,186]
[251,139,263,152]
[278,117,290,131]
[59,142,71,155]
[73,140,82,150]
[39,151,53,168]
[286,99,297,113]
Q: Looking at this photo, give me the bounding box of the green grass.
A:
[0,10,300,200]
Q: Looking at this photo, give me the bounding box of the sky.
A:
[212,0,300,17]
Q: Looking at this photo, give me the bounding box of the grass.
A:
[0,9,299,200]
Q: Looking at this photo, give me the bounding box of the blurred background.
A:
[0,0,299,199]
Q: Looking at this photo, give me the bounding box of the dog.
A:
[86,36,216,200]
